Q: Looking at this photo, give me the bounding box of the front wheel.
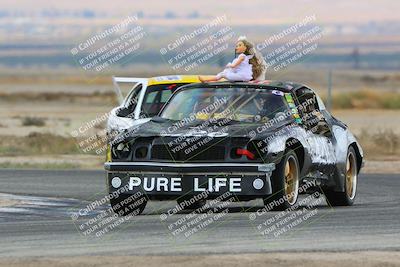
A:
[264,149,300,211]
[324,146,358,206]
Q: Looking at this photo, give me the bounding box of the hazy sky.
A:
[2,0,400,24]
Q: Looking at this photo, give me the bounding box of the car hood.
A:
[115,118,293,142]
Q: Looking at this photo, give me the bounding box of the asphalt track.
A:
[0,169,399,257]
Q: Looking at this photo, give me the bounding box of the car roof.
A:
[174,80,305,93]
[147,75,214,86]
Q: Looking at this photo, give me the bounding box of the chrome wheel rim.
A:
[346,151,357,200]
[284,155,299,205]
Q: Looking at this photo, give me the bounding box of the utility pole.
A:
[327,69,332,112]
[351,47,360,69]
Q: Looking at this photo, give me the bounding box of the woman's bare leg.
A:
[198,75,222,83]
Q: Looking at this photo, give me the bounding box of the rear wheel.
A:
[110,194,147,216]
[264,149,300,211]
[324,146,358,206]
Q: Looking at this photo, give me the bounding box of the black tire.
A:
[110,193,147,216]
[324,146,357,206]
[264,149,300,211]
[177,195,206,210]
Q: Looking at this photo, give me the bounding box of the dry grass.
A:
[0,75,111,85]
[356,129,399,159]
[0,129,397,161]
[1,87,399,111]
[0,162,80,169]
[0,132,82,155]
[1,251,400,267]
[326,90,400,109]
[0,91,117,105]
[0,129,397,170]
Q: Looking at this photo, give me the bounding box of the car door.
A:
[293,87,337,176]
[112,77,148,106]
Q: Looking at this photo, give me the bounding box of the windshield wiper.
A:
[183,118,241,128]
[186,119,206,127]
[208,118,243,125]
[151,116,178,123]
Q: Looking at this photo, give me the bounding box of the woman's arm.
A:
[227,54,245,68]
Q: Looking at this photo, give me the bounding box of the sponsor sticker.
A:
[272,90,284,96]
[285,93,303,124]
[155,75,181,81]
[117,176,243,193]
[284,93,294,103]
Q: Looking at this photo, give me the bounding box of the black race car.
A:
[105,81,364,216]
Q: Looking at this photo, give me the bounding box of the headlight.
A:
[117,143,125,151]
[112,142,130,159]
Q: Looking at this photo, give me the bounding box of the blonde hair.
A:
[237,37,266,80]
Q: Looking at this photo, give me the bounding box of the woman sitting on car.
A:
[199,36,266,82]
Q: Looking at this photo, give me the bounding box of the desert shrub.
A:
[356,129,399,158]
[0,132,80,155]
[21,117,46,127]
[321,90,400,109]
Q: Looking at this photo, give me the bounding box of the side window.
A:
[161,90,173,102]
[294,87,318,114]
[115,84,142,118]
[144,89,172,104]
[145,90,158,104]
[295,87,319,127]
[294,87,332,136]
[141,88,175,117]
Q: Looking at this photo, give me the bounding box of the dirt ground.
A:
[0,198,20,207]
[332,109,400,135]
[1,251,400,267]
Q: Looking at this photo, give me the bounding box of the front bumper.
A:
[105,162,275,197]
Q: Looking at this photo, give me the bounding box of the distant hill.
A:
[1,0,400,25]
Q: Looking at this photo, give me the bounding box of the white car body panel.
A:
[107,76,149,134]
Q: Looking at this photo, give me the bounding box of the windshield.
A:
[160,87,290,123]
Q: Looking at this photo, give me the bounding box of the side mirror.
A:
[116,107,133,117]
